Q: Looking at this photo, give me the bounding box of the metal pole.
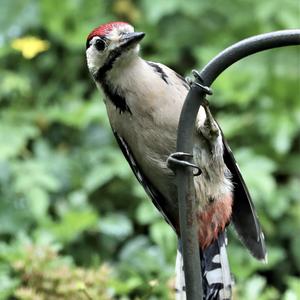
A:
[200,30,300,86]
[175,87,207,300]
[174,29,300,300]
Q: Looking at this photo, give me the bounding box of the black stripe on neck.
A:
[101,79,132,114]
[93,45,132,114]
[94,38,138,82]
[94,48,123,82]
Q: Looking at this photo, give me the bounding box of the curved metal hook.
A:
[167,152,202,176]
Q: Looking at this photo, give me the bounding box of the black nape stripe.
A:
[146,61,169,84]
[94,36,137,82]
[101,80,131,114]
[93,45,131,113]
[94,48,123,82]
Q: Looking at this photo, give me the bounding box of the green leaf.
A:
[119,236,167,276]
[99,213,133,240]
[0,272,19,300]
[284,277,300,300]
[149,220,176,261]
[234,148,277,203]
[136,199,160,225]
[27,187,49,220]
[0,123,39,159]
[43,210,98,243]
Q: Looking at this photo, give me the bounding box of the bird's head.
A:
[86,21,145,78]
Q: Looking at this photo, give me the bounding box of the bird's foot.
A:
[199,102,220,142]
[186,70,213,95]
[186,70,219,142]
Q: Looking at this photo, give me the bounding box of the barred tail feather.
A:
[175,232,233,300]
[202,231,232,299]
[175,246,186,300]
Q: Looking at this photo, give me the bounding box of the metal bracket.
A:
[191,70,213,95]
[174,30,300,300]
[167,152,201,176]
[186,70,213,96]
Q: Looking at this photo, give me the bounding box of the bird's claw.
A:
[167,152,201,176]
[185,70,213,96]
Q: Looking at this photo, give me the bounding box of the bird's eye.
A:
[94,38,106,51]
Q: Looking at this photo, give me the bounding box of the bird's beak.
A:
[120,32,145,48]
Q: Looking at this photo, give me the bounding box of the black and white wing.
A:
[223,139,267,261]
[113,131,178,232]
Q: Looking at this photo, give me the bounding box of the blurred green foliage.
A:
[0,0,299,299]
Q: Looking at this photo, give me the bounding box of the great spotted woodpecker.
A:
[86,21,267,300]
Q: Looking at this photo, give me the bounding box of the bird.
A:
[86,21,267,300]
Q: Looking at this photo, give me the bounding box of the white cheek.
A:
[86,47,106,74]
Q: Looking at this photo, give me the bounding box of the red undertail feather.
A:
[198,195,233,249]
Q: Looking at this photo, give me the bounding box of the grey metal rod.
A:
[200,29,300,86]
[176,87,206,299]
[175,29,300,300]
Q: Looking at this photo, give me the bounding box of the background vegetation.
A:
[0,0,299,299]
